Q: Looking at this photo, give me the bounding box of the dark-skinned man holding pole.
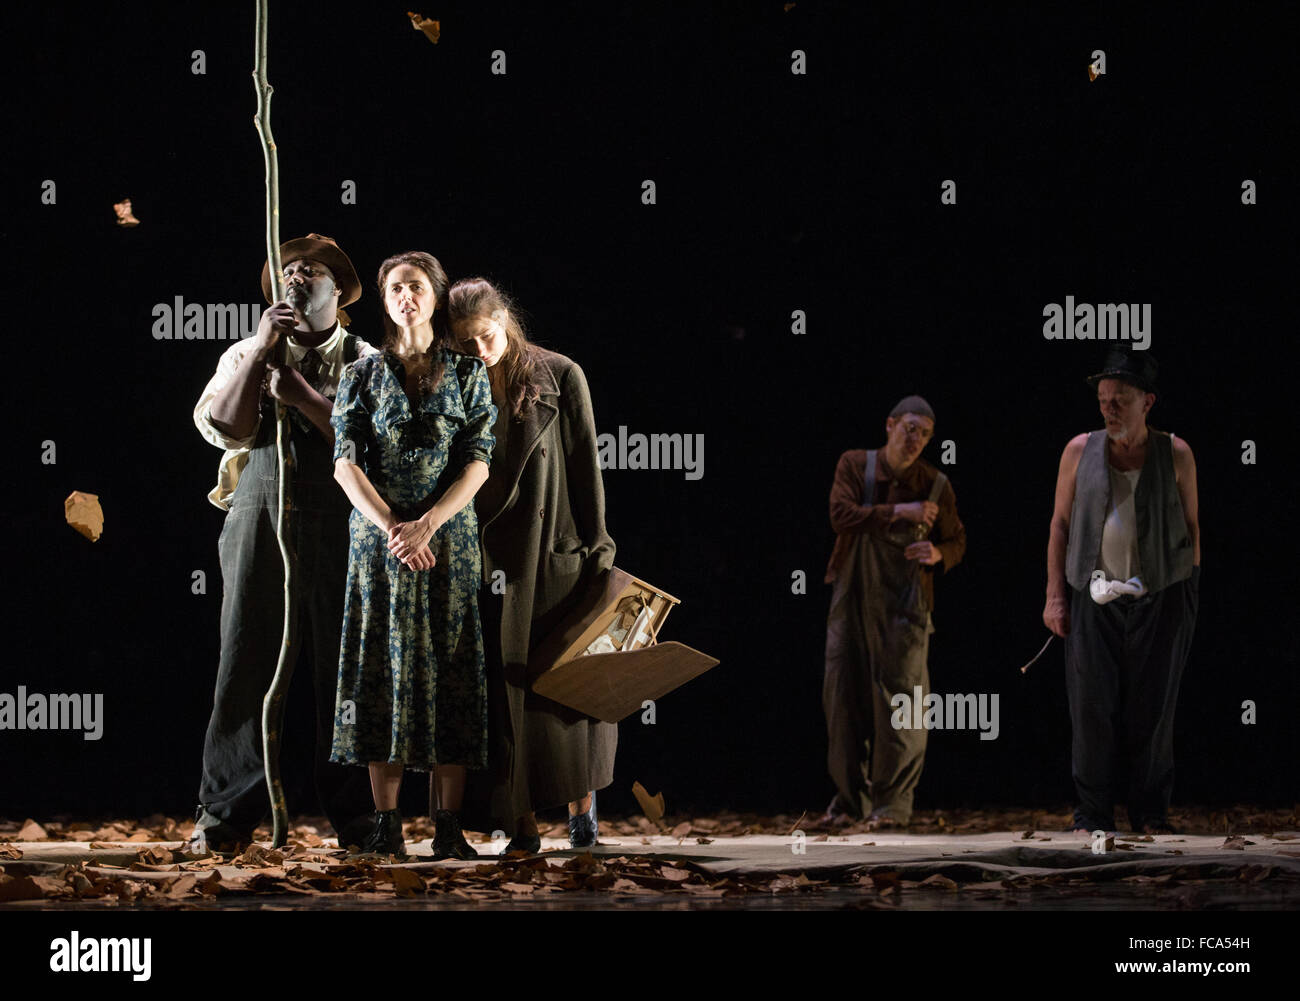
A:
[188,234,377,854]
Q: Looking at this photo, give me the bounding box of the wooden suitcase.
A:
[528,567,719,722]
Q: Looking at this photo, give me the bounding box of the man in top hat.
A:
[1043,349,1200,835]
[188,234,378,853]
[821,395,967,829]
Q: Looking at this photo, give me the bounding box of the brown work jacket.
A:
[824,449,967,613]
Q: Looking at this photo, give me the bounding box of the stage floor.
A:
[2,808,1297,910]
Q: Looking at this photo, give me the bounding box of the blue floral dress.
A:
[328,348,496,770]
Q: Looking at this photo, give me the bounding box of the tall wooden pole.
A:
[253,0,296,849]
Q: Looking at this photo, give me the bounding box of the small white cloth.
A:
[1089,569,1148,605]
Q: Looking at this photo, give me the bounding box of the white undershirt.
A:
[1099,464,1142,581]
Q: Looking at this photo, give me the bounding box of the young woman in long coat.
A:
[446,277,616,851]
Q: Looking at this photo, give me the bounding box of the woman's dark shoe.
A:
[354,808,407,858]
[432,809,479,861]
[337,812,379,851]
[503,832,542,855]
[568,791,598,849]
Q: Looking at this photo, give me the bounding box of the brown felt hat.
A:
[260,233,362,307]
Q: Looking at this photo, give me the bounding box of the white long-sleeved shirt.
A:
[193,322,377,510]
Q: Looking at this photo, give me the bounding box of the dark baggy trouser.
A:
[1065,566,1199,830]
[823,530,934,825]
[196,415,372,839]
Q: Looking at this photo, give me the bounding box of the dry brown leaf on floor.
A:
[33,875,73,898]
[1221,836,1248,850]
[407,11,440,43]
[233,845,285,868]
[196,871,222,896]
[868,870,901,890]
[960,881,1008,891]
[17,819,47,841]
[114,879,153,902]
[387,868,425,897]
[129,862,180,874]
[812,834,829,842]
[631,781,665,827]
[125,831,153,842]
[136,846,173,866]
[669,821,692,839]
[695,837,713,845]
[0,846,21,860]
[165,874,199,898]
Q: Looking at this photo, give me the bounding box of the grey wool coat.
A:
[466,346,617,828]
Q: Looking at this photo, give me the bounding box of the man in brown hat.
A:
[189,235,378,853]
[821,395,966,829]
[1043,349,1200,835]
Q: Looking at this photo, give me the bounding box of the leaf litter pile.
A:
[1,806,1295,906]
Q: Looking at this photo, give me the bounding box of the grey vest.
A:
[1065,428,1193,594]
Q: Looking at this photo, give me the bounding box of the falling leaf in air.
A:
[64,491,104,541]
[407,12,440,43]
[113,199,140,226]
[631,781,665,827]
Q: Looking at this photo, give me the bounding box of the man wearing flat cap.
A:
[821,396,966,829]
[189,234,378,853]
[1043,350,1200,835]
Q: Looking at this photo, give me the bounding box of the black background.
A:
[2,2,1295,823]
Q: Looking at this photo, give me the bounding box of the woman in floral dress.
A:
[329,251,496,860]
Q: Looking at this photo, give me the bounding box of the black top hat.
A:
[1086,349,1158,393]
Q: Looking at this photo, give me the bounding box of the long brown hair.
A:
[376,251,451,395]
[447,277,542,419]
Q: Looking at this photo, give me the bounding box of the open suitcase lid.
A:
[528,567,720,723]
